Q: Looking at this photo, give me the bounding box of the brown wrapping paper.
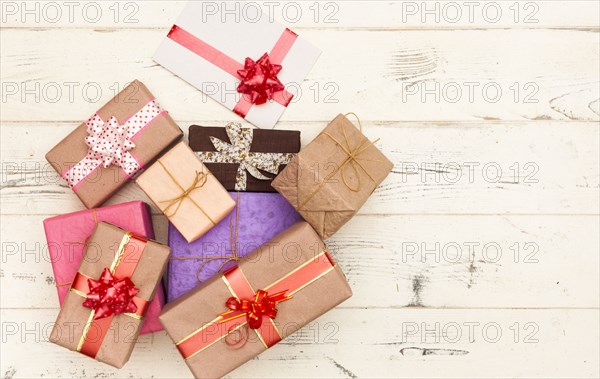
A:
[136,142,236,243]
[49,222,171,368]
[159,221,352,379]
[189,125,300,192]
[45,80,183,208]
[272,114,393,239]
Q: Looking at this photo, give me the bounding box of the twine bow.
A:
[298,113,382,210]
[161,170,208,217]
[157,161,216,225]
[195,123,295,191]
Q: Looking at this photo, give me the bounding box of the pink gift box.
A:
[43,201,165,335]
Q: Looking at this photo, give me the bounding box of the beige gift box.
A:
[136,142,235,243]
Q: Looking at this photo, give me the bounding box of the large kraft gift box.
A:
[272,114,394,239]
[43,201,166,335]
[159,221,352,379]
[167,191,301,301]
[136,142,236,243]
[45,80,183,208]
[189,123,300,192]
[50,222,171,368]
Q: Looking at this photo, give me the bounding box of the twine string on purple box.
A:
[169,192,242,282]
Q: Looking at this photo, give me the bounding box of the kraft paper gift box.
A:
[45,80,183,208]
[272,114,394,239]
[167,191,302,301]
[136,141,236,243]
[189,123,300,192]
[153,1,321,129]
[43,201,166,335]
[49,222,171,368]
[159,221,352,379]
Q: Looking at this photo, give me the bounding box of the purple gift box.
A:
[166,192,302,301]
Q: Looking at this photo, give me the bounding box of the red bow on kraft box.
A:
[67,232,149,358]
[176,252,334,357]
[159,221,353,379]
[153,1,321,129]
[50,222,171,368]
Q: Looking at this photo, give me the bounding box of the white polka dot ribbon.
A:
[62,100,164,189]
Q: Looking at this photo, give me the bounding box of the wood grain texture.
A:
[1,29,599,122]
[1,308,598,378]
[2,213,598,310]
[1,1,599,378]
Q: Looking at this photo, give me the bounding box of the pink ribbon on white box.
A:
[62,99,165,189]
[166,25,297,119]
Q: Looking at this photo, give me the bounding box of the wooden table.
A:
[1,1,598,378]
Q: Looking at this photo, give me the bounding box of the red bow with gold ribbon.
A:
[236,53,285,105]
[82,268,140,320]
[175,250,336,360]
[219,289,291,330]
[68,231,150,359]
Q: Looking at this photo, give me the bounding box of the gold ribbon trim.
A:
[74,232,134,352]
[175,250,335,358]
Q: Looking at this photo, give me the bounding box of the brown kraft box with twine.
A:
[189,123,300,192]
[136,141,236,243]
[272,113,394,239]
[49,222,171,368]
[45,80,183,209]
[159,221,352,379]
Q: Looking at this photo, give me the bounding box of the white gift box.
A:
[154,1,321,129]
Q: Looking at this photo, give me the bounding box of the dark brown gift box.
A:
[159,221,352,379]
[45,80,183,208]
[49,222,171,368]
[189,124,300,192]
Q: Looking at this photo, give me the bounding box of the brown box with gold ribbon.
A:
[159,221,352,379]
[272,113,394,239]
[189,122,300,192]
[136,141,236,243]
[49,222,171,368]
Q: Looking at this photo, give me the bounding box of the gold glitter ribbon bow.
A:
[195,122,295,191]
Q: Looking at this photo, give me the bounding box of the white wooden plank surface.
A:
[2,28,599,122]
[1,1,599,378]
[2,213,599,309]
[2,308,599,378]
